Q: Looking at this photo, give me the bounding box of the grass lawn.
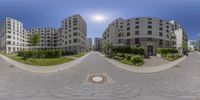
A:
[72,52,88,58]
[8,55,73,66]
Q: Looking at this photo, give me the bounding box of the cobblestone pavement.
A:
[0,52,200,100]
[143,56,170,67]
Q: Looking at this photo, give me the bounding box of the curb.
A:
[0,53,90,74]
[98,52,187,74]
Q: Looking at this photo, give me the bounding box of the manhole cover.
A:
[84,73,114,85]
[89,75,106,84]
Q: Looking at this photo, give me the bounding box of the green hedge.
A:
[157,48,178,55]
[130,55,144,66]
[18,50,61,58]
[113,46,144,55]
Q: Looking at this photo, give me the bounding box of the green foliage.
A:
[29,33,40,47]
[124,54,132,60]
[61,51,74,56]
[130,55,144,66]
[157,48,178,55]
[164,53,182,61]
[113,46,144,55]
[17,50,61,58]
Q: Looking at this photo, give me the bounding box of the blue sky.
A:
[0,0,200,40]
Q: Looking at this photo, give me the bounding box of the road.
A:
[0,52,200,100]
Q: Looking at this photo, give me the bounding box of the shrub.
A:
[115,53,125,57]
[112,46,144,55]
[130,55,144,66]
[124,54,132,60]
[157,48,178,57]
[18,50,62,58]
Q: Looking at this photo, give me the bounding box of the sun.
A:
[92,14,106,22]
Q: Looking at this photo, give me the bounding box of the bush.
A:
[17,50,61,58]
[130,55,144,66]
[157,48,178,57]
[113,46,144,55]
[115,53,125,57]
[124,54,132,60]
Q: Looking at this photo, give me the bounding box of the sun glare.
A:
[92,14,106,22]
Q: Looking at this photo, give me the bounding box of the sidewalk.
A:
[98,52,187,73]
[0,53,91,74]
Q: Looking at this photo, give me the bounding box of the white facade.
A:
[86,38,92,50]
[188,40,196,51]
[197,34,200,51]
[94,37,102,51]
[0,15,87,54]
[57,15,87,53]
[29,28,57,50]
[0,17,29,53]
[102,17,188,56]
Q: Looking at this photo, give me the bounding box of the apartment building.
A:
[0,15,87,54]
[94,37,102,51]
[57,15,87,53]
[86,38,92,50]
[0,17,29,53]
[102,17,188,56]
[197,34,200,51]
[29,28,57,50]
[188,40,196,51]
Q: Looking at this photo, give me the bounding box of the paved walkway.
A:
[0,51,199,100]
[100,52,187,73]
[0,53,90,74]
[143,56,170,67]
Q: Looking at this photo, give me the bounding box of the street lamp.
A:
[171,33,176,61]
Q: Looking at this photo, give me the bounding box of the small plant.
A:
[130,55,144,66]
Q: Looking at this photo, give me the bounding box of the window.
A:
[166,35,169,38]
[127,32,130,36]
[159,32,163,36]
[73,27,77,30]
[148,21,152,24]
[135,25,139,29]
[159,39,163,45]
[159,23,163,26]
[118,39,123,44]
[147,18,152,20]
[135,31,139,35]
[73,32,78,36]
[127,23,130,26]
[135,21,139,24]
[73,38,78,43]
[127,27,130,30]
[135,38,140,44]
[159,20,163,22]
[126,39,130,45]
[69,40,71,44]
[148,31,152,35]
[166,30,169,33]
[147,25,152,29]
[7,41,11,44]
[148,38,152,41]
[166,26,169,28]
[166,41,169,46]
[159,27,163,31]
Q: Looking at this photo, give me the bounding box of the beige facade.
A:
[29,28,57,50]
[0,17,29,53]
[57,15,87,53]
[0,15,87,54]
[94,37,102,51]
[102,17,188,56]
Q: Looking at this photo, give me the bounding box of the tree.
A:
[29,33,40,50]
[103,42,112,54]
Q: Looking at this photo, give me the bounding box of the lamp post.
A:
[171,33,176,61]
